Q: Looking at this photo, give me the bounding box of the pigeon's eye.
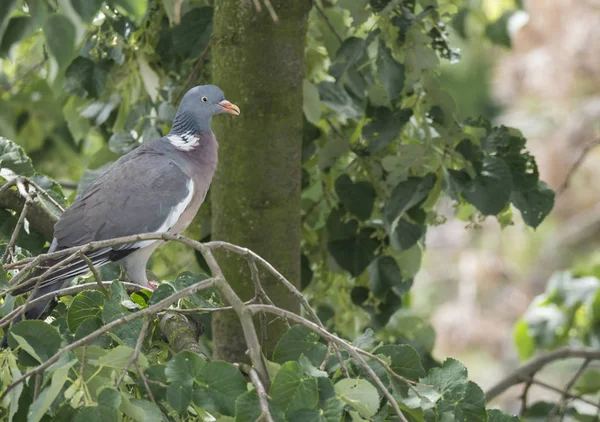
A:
[201,96,208,103]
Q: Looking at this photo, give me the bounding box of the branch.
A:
[548,358,590,418]
[247,304,409,422]
[239,363,274,422]
[2,180,34,263]
[0,179,57,240]
[556,138,600,196]
[486,348,600,401]
[158,312,208,358]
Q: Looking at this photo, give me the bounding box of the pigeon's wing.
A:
[13,149,194,294]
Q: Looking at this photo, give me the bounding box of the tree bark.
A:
[211,1,310,361]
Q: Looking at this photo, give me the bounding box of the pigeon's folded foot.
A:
[148,282,158,291]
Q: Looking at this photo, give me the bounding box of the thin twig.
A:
[262,0,279,22]
[549,358,591,419]
[524,376,600,410]
[486,348,600,401]
[2,180,34,263]
[80,345,87,378]
[239,363,274,422]
[116,318,150,389]
[135,361,156,404]
[247,304,408,422]
[557,138,600,196]
[26,179,65,214]
[519,378,532,416]
[78,251,110,298]
[33,373,41,401]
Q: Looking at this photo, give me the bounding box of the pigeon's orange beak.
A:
[218,100,240,115]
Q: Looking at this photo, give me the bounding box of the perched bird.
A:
[11,85,239,321]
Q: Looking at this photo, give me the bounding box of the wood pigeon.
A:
[11,85,239,320]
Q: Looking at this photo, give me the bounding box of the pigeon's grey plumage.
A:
[10,84,240,321]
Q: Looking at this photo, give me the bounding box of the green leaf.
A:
[171,7,212,57]
[303,80,322,124]
[97,345,149,372]
[271,361,319,414]
[335,175,376,220]
[423,358,468,394]
[384,174,436,224]
[148,283,175,305]
[338,0,370,25]
[167,380,193,412]
[75,387,121,422]
[513,319,535,360]
[43,15,76,69]
[487,409,520,422]
[7,320,62,365]
[102,279,143,347]
[389,218,423,252]
[439,381,487,421]
[28,359,75,422]
[193,361,248,416]
[318,82,364,120]
[165,350,207,382]
[109,0,149,24]
[334,378,380,418]
[109,131,138,156]
[234,390,286,422]
[273,325,327,366]
[363,107,412,153]
[67,290,105,333]
[0,0,19,44]
[452,157,512,215]
[328,228,379,277]
[120,395,162,422]
[377,41,405,103]
[65,57,111,98]
[485,12,514,47]
[574,370,600,395]
[369,256,411,298]
[0,137,35,176]
[70,0,104,22]
[511,181,555,229]
[374,344,425,381]
[329,37,366,80]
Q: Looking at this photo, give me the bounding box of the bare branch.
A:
[557,138,600,196]
[548,358,590,418]
[1,180,34,263]
[239,363,274,422]
[135,360,156,404]
[486,348,600,401]
[78,251,110,298]
[525,376,600,410]
[158,312,208,358]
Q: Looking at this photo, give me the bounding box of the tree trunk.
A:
[210,1,311,362]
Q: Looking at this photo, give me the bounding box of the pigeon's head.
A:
[172,85,240,134]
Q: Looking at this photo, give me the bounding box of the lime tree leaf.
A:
[43,15,76,69]
[171,7,212,57]
[165,350,207,382]
[97,345,149,372]
[335,175,376,221]
[451,157,512,215]
[102,280,143,347]
[148,283,175,305]
[513,319,535,360]
[273,325,327,366]
[67,290,105,333]
[167,380,193,413]
[511,181,555,229]
[108,131,138,155]
[193,361,247,416]
[318,81,363,120]
[374,344,425,381]
[329,37,366,80]
[485,12,514,47]
[7,320,62,365]
[270,361,319,415]
[369,256,411,298]
[389,218,423,252]
[334,378,379,418]
[384,174,436,224]
[28,359,75,422]
[338,0,370,25]
[439,381,487,421]
[70,0,104,22]
[303,80,322,124]
[423,358,468,394]
[0,137,34,176]
[110,0,149,24]
[169,272,220,308]
[377,41,405,103]
[120,395,162,422]
[363,106,412,153]
[487,409,520,422]
[574,370,600,395]
[328,228,379,277]
[75,387,121,422]
[234,390,286,422]
[143,365,168,402]
[289,409,328,422]
[0,0,19,42]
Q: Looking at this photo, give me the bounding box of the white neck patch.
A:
[168,131,200,151]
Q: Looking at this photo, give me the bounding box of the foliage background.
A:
[2,0,599,420]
